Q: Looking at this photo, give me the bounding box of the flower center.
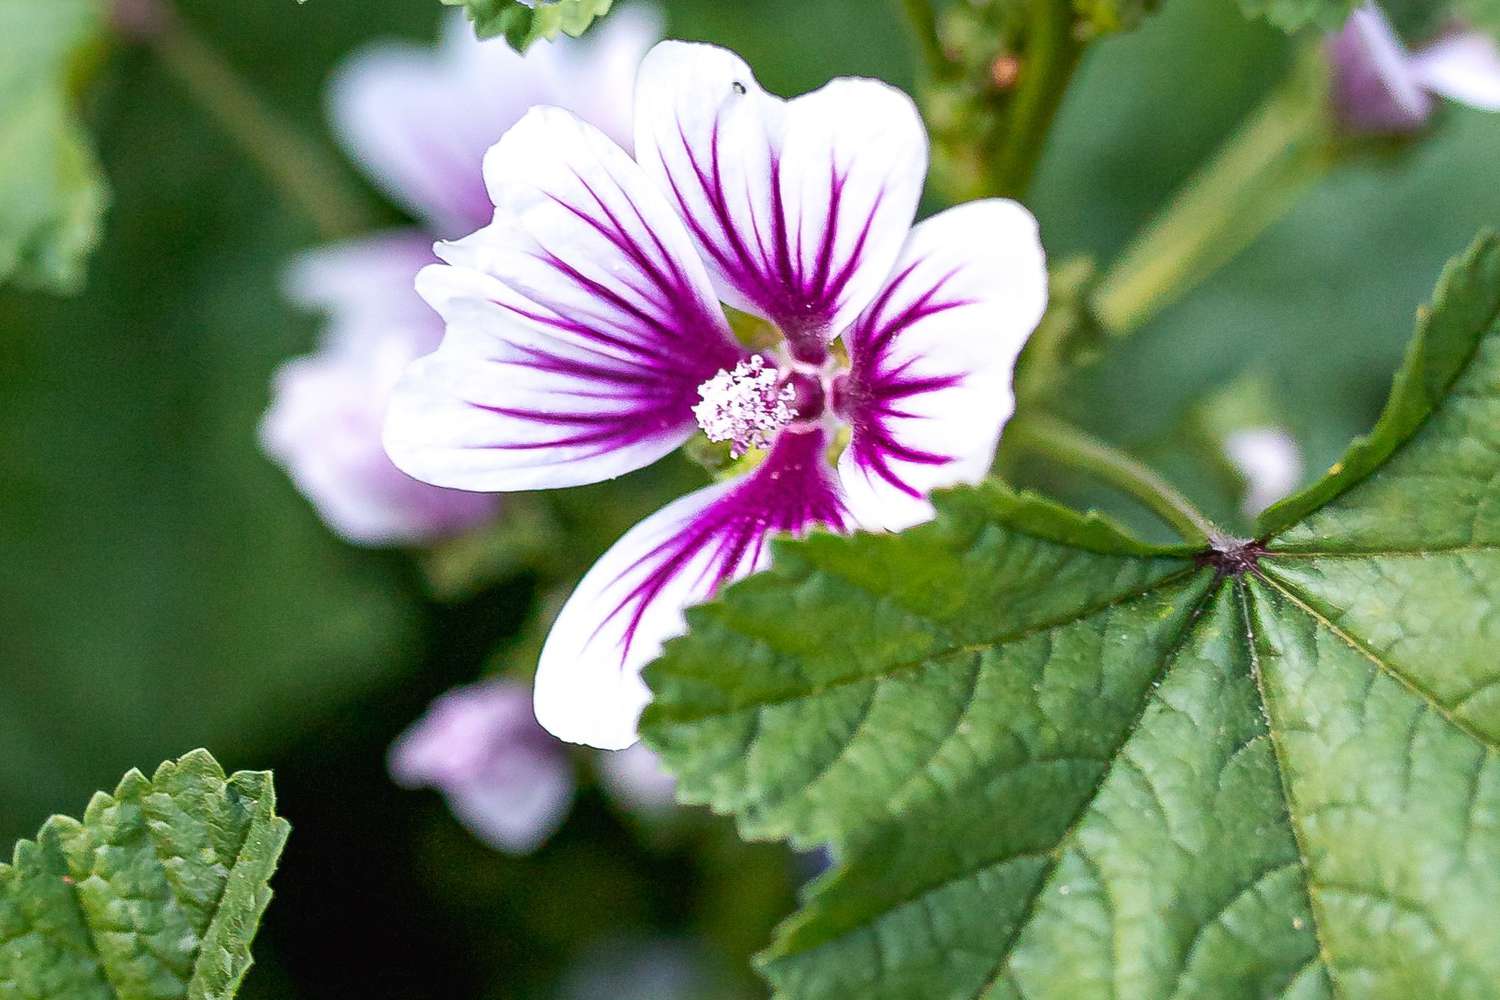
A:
[693,356,796,458]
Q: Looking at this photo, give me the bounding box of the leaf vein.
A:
[654,566,1202,726]
[1256,568,1500,753]
[183,788,261,993]
[1165,860,1303,1000]
[1236,579,1342,1000]
[970,579,1223,998]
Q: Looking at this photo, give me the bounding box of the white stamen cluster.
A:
[692,355,796,458]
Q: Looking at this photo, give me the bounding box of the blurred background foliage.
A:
[1,0,1497,995]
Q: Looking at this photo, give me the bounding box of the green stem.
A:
[898,0,952,80]
[1007,413,1224,546]
[145,5,374,240]
[1091,47,1333,336]
[987,0,1083,199]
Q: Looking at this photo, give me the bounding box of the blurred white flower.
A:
[328,6,658,238]
[389,679,576,854]
[1224,427,1302,519]
[265,9,660,546]
[263,234,500,545]
[1327,4,1500,134]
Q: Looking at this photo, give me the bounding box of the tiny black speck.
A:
[732,81,748,95]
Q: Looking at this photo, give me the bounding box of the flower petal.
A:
[328,14,538,236]
[1412,32,1500,111]
[535,428,847,749]
[1326,4,1433,133]
[386,108,744,492]
[267,234,498,546]
[837,200,1047,532]
[283,230,439,341]
[635,41,926,348]
[389,680,575,854]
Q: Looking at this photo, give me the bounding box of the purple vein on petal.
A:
[841,262,974,498]
[662,110,884,340]
[597,427,847,665]
[457,163,745,462]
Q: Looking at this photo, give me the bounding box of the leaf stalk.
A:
[1006,413,1226,547]
[987,0,1084,199]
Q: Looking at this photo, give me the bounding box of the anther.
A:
[693,356,795,457]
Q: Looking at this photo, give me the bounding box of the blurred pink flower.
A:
[390,679,679,852]
[263,234,500,545]
[389,679,576,854]
[265,9,660,546]
[1328,4,1500,134]
[329,6,660,239]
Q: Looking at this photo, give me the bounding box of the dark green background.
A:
[1,0,1496,995]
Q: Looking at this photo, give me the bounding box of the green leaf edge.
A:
[440,0,614,51]
[0,748,291,1000]
[639,477,1195,738]
[1258,230,1500,537]
[0,0,110,295]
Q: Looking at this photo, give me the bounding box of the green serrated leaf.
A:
[1236,0,1357,32]
[0,0,109,294]
[643,233,1500,999]
[440,0,613,50]
[0,750,290,1000]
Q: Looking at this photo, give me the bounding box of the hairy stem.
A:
[1091,48,1333,335]
[1007,413,1225,547]
[131,1,374,239]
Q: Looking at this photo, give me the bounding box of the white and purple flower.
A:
[263,9,659,546]
[385,42,1049,749]
[1328,4,1500,134]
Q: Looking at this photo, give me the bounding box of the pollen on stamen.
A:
[693,355,795,458]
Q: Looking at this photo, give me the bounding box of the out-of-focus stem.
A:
[918,0,1088,203]
[898,0,953,81]
[1091,48,1334,336]
[1007,413,1224,546]
[987,0,1083,199]
[122,0,373,240]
